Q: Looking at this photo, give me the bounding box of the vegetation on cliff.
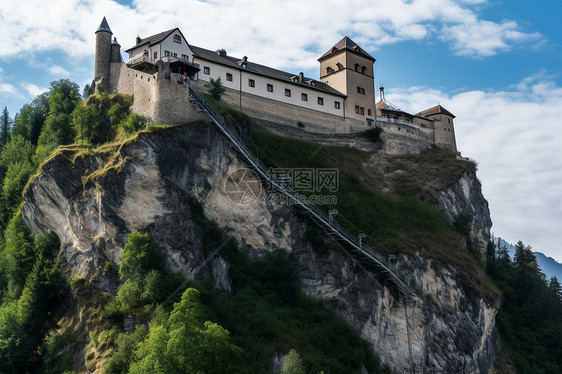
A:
[0,79,560,373]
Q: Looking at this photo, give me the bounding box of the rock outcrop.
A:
[21,122,499,373]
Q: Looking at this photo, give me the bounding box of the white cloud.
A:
[0,0,543,67]
[441,19,542,57]
[0,83,18,95]
[386,74,562,260]
[48,65,71,76]
[22,83,48,97]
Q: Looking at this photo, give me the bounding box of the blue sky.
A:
[1,0,561,262]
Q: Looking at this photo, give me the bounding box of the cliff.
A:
[21,122,499,373]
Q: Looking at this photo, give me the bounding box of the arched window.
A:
[361,66,367,74]
[354,63,359,72]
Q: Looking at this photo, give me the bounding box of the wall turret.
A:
[94,17,113,93]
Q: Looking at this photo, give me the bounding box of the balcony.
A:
[127,54,200,75]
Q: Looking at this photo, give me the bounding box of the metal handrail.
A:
[188,85,414,298]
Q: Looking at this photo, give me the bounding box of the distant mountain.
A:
[497,237,562,281]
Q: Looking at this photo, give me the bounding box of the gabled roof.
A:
[418,104,455,118]
[191,46,346,97]
[318,36,375,62]
[124,28,186,53]
[96,17,112,34]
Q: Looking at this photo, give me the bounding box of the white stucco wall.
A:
[194,58,345,117]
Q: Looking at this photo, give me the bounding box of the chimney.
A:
[299,72,304,82]
[241,56,248,68]
[136,35,141,44]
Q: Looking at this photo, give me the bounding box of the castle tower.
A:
[110,37,122,63]
[318,37,376,122]
[94,17,113,93]
[419,105,457,152]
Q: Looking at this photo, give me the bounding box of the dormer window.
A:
[173,34,182,44]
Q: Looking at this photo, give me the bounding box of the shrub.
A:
[364,127,382,142]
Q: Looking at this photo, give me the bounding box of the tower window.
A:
[354,63,359,71]
[248,79,255,88]
[317,97,324,105]
[362,66,367,74]
[357,87,365,95]
[301,93,308,101]
[336,62,344,70]
[226,73,233,82]
[173,34,182,44]
[267,84,273,92]
[355,105,364,115]
[326,66,334,74]
[368,108,372,116]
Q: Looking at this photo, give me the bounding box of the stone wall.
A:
[376,121,434,154]
[109,62,205,125]
[197,80,367,134]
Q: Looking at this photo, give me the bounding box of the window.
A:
[226,73,233,82]
[165,50,171,56]
[301,93,308,101]
[355,105,364,115]
[285,89,291,97]
[368,109,372,116]
[357,86,365,95]
[181,54,189,60]
[173,34,182,44]
[203,66,210,75]
[267,84,273,92]
[336,62,344,70]
[354,63,359,71]
[154,51,157,59]
[334,101,340,109]
[362,66,367,74]
[248,79,255,88]
[326,66,334,74]
[173,52,177,57]
[317,97,324,105]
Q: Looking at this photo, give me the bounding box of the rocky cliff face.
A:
[21,123,499,373]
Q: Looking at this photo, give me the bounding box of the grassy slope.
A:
[249,124,497,300]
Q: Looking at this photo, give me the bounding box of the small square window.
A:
[285,89,291,97]
[301,93,308,101]
[173,34,182,44]
[334,101,340,109]
[357,87,365,95]
[355,105,364,115]
[203,66,210,75]
[248,79,255,88]
[267,84,273,92]
[368,108,372,116]
[226,73,233,82]
[317,97,324,105]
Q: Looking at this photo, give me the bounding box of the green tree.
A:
[71,103,101,145]
[282,349,305,374]
[119,232,163,282]
[37,79,80,155]
[0,107,12,148]
[209,77,226,101]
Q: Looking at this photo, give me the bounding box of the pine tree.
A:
[209,77,225,101]
[0,106,11,148]
[281,349,305,374]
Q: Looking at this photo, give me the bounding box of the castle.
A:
[94,17,457,153]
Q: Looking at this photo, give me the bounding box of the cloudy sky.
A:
[1,0,561,261]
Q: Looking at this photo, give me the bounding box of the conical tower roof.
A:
[96,17,112,34]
